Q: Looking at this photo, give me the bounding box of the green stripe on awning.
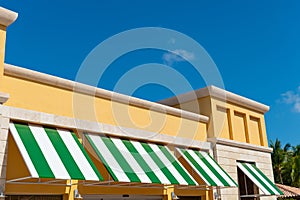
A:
[242,163,274,194]
[194,151,229,186]
[101,137,140,182]
[204,152,237,187]
[14,123,55,178]
[251,164,283,195]
[85,134,118,181]
[238,162,283,195]
[122,140,161,184]
[85,134,197,185]
[142,143,179,184]
[70,132,103,181]
[177,148,237,187]
[159,146,196,185]
[181,149,216,186]
[9,123,103,181]
[44,128,84,180]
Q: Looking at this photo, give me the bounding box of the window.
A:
[237,167,260,200]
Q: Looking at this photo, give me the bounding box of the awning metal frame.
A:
[82,181,166,189]
[6,176,238,190]
[240,194,281,198]
[6,177,73,186]
[175,184,236,191]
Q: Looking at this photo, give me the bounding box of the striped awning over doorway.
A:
[9,123,103,181]
[176,148,237,187]
[237,162,283,195]
[85,134,198,185]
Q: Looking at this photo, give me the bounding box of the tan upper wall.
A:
[0,64,208,142]
[159,86,270,147]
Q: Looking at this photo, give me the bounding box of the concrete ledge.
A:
[3,105,211,151]
[4,63,209,123]
[0,7,18,27]
[208,137,273,153]
[0,92,9,104]
[159,85,270,113]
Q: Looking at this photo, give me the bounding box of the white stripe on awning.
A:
[57,129,100,181]
[85,134,197,185]
[87,134,130,182]
[9,123,39,178]
[176,148,237,187]
[29,125,70,180]
[111,138,152,183]
[189,150,223,186]
[131,140,171,184]
[149,144,188,185]
[237,162,283,195]
[201,151,237,187]
[9,122,103,181]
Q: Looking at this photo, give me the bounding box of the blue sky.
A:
[1,1,300,146]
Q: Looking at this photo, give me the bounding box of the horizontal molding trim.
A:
[3,105,211,151]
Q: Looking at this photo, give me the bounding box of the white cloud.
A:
[281,87,300,112]
[162,49,195,66]
[168,38,176,44]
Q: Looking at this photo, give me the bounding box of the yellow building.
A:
[0,7,282,200]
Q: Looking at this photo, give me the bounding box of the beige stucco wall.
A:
[173,96,268,147]
[0,104,9,194]
[214,142,276,200]
[211,97,268,147]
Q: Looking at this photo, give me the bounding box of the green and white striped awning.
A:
[9,123,103,181]
[176,148,237,187]
[85,134,198,185]
[237,162,283,195]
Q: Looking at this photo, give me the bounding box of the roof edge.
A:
[0,7,18,27]
[0,92,9,104]
[159,85,270,113]
[4,63,209,123]
[208,137,273,153]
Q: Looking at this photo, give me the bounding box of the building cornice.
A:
[0,92,9,104]
[4,63,209,123]
[159,85,270,113]
[208,137,273,153]
[0,7,18,27]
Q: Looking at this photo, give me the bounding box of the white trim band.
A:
[3,105,212,151]
[159,85,270,113]
[0,7,18,27]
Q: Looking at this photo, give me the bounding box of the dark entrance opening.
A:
[237,167,260,200]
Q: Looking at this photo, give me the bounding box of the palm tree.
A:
[270,139,291,184]
[270,139,300,187]
[291,145,300,187]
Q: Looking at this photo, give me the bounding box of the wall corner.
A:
[0,7,18,88]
